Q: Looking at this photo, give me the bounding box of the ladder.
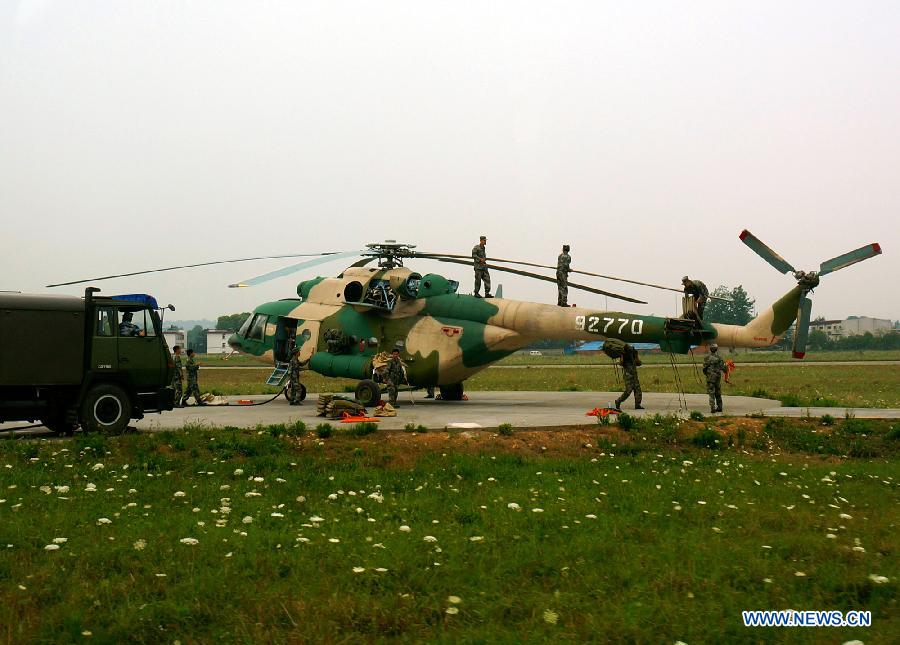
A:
[266,361,291,386]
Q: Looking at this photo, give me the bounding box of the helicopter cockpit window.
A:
[447,280,459,294]
[237,314,253,337]
[247,314,267,341]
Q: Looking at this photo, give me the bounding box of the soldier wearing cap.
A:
[385,348,406,407]
[557,244,571,307]
[703,343,726,413]
[287,346,305,406]
[171,345,184,407]
[682,276,709,321]
[472,235,493,298]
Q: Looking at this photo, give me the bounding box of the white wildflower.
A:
[233,469,244,476]
[398,525,411,533]
[52,537,67,544]
[179,537,199,546]
[543,609,559,625]
[54,485,70,493]
[96,518,111,525]
[329,538,340,543]
[352,566,365,573]
[507,502,521,510]
[532,508,544,513]
[44,544,61,551]
[868,574,889,584]
[469,536,484,542]
[85,483,97,492]
[795,571,806,577]
[445,607,459,615]
[92,463,104,471]
[173,491,186,497]
[423,535,438,542]
[133,539,147,551]
[39,485,52,494]
[309,516,325,523]
[242,516,253,524]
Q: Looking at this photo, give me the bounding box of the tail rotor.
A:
[739,230,882,359]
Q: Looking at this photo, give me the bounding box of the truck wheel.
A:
[81,384,132,434]
[355,379,381,407]
[439,383,465,401]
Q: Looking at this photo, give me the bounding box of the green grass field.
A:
[196,363,900,408]
[1,418,897,643]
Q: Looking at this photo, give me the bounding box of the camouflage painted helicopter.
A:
[49,231,881,405]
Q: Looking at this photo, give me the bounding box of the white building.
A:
[163,329,186,350]
[205,329,233,354]
[809,316,892,339]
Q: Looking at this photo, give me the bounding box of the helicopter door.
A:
[295,322,320,363]
[273,318,298,363]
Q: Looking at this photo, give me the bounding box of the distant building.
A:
[810,316,892,339]
[163,329,186,350]
[205,329,233,354]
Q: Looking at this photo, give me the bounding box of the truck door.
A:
[92,306,118,372]
[117,307,163,391]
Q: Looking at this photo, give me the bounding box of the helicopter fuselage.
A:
[228,265,804,387]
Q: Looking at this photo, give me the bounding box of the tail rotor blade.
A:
[792,296,813,359]
[228,251,364,287]
[818,243,882,277]
[739,230,796,274]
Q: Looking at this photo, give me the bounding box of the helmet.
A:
[709,343,718,351]
[681,276,690,283]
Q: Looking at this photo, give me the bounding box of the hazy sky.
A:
[2,1,898,322]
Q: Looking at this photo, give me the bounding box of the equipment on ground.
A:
[0,288,175,434]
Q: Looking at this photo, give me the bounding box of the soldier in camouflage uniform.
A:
[288,346,304,406]
[181,348,205,406]
[614,343,644,411]
[703,343,725,413]
[472,235,492,298]
[385,348,406,407]
[171,345,184,407]
[557,244,571,307]
[682,276,709,321]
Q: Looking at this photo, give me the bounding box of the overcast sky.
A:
[2,1,898,323]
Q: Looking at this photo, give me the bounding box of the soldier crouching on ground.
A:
[615,343,644,411]
[181,348,206,406]
[703,343,725,413]
[171,345,184,407]
[385,348,406,408]
[288,346,306,406]
[557,244,571,306]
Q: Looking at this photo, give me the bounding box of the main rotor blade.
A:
[229,250,364,287]
[818,243,882,277]
[416,252,731,301]
[739,230,796,274]
[424,256,647,304]
[46,252,350,288]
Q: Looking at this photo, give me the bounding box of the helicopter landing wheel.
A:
[355,379,381,407]
[284,383,307,403]
[439,383,465,401]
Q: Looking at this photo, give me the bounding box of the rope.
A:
[662,329,689,412]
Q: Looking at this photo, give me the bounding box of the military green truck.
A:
[0,288,175,434]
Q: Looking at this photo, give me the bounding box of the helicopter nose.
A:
[228,333,242,351]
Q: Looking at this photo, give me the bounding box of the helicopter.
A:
[49,231,881,406]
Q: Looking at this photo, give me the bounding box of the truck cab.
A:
[0,289,175,434]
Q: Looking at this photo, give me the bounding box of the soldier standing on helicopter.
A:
[557,244,571,306]
[472,235,493,298]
